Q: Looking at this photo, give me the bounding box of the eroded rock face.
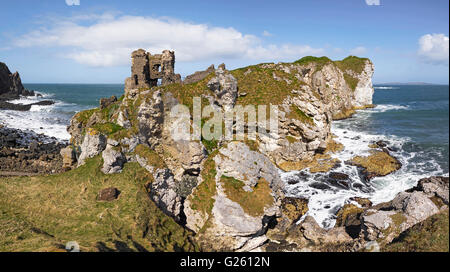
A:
[101,144,126,174]
[186,142,284,251]
[184,64,215,85]
[149,168,183,221]
[0,62,26,100]
[207,65,238,111]
[137,90,164,148]
[77,131,107,166]
[361,190,441,245]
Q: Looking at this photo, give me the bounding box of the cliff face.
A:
[0,62,27,100]
[67,51,375,251]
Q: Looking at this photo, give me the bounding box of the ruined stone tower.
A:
[125,49,181,91]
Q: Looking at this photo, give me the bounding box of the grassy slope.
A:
[383,210,449,252]
[0,156,196,252]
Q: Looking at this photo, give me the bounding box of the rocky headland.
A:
[0,61,54,111]
[0,51,447,252]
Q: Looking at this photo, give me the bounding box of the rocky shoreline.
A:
[0,125,67,176]
[0,52,448,252]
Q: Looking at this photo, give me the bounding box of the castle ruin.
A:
[125,49,181,91]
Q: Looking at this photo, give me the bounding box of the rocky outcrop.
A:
[0,126,66,175]
[0,62,26,100]
[101,144,126,174]
[184,64,215,85]
[66,51,380,252]
[77,129,107,166]
[185,142,284,251]
[206,64,238,111]
[0,100,55,111]
[263,175,448,252]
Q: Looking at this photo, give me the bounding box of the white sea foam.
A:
[374,86,400,90]
[0,95,71,140]
[369,104,409,113]
[282,111,445,229]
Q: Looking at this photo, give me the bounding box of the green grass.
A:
[334,56,369,74]
[294,56,333,68]
[0,156,196,252]
[188,152,217,216]
[221,175,273,217]
[92,122,123,136]
[383,210,449,252]
[135,144,166,169]
[343,73,359,92]
[288,106,314,124]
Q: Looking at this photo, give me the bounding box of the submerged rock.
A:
[347,151,401,180]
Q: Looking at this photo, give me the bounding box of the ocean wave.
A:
[282,123,446,229]
[370,104,409,113]
[1,94,72,140]
[374,86,400,90]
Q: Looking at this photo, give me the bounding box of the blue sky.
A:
[0,0,448,84]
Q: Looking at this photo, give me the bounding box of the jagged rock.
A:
[391,191,439,226]
[361,191,439,245]
[349,197,372,208]
[0,62,26,100]
[0,100,54,111]
[207,66,238,111]
[99,96,117,109]
[335,204,364,227]
[101,144,126,174]
[287,216,352,246]
[410,176,449,205]
[60,146,76,169]
[281,197,309,222]
[183,64,215,84]
[149,168,182,221]
[364,241,380,252]
[347,151,401,181]
[187,142,284,251]
[77,131,107,166]
[137,90,164,148]
[97,187,120,201]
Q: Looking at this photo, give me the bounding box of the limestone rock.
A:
[60,146,76,169]
[207,66,238,111]
[184,64,215,85]
[149,168,182,221]
[281,197,309,222]
[411,176,449,205]
[77,131,107,166]
[101,144,126,174]
[99,96,117,109]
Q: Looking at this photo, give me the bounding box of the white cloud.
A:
[349,46,367,56]
[365,0,380,6]
[262,30,272,37]
[418,34,449,65]
[14,14,324,67]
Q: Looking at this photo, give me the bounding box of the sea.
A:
[0,83,448,228]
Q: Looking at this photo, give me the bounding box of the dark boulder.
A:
[97,187,121,201]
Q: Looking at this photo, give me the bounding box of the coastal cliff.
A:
[66,51,376,251]
[1,51,447,252]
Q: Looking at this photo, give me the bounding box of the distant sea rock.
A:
[0,61,35,100]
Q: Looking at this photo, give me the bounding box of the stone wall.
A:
[125,49,181,91]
